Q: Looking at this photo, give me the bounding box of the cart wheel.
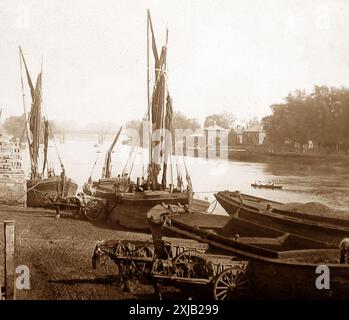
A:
[173,249,200,263]
[173,250,212,278]
[213,267,248,300]
[115,242,148,278]
[85,199,106,221]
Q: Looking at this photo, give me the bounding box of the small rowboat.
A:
[251,182,283,190]
[251,183,283,190]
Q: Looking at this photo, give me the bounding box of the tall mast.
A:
[147,10,151,121]
[161,29,169,188]
[146,10,153,186]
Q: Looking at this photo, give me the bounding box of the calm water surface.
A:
[22,137,349,215]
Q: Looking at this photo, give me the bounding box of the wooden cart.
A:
[92,238,249,300]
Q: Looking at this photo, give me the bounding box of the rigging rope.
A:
[15,178,45,201]
[207,199,218,214]
[47,123,64,168]
[88,156,99,180]
[122,146,135,176]
[128,145,139,177]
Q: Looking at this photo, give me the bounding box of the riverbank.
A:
[228,148,349,165]
[0,206,182,300]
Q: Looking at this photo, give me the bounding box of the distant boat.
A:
[251,181,283,190]
[19,47,77,208]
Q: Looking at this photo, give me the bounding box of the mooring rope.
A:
[15,178,45,201]
[207,199,218,214]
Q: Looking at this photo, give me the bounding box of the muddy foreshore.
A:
[0,206,184,300]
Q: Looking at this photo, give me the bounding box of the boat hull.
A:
[109,191,207,230]
[26,176,78,208]
[215,191,349,246]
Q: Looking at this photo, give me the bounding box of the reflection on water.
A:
[21,137,349,214]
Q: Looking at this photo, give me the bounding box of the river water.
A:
[21,136,349,215]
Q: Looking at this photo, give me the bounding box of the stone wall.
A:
[0,135,26,207]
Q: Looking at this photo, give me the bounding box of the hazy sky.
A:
[1,0,349,127]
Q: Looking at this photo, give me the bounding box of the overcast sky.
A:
[1,0,349,127]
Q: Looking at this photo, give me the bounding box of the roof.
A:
[243,125,264,133]
[187,133,204,137]
[204,124,227,131]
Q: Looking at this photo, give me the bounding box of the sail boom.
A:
[102,126,123,179]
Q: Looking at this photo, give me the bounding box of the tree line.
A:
[2,114,58,142]
[6,85,349,153]
[262,86,349,151]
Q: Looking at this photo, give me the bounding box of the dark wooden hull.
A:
[84,181,210,229]
[26,176,78,208]
[147,209,349,299]
[215,191,349,246]
[110,191,193,229]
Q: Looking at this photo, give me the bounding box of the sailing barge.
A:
[19,47,77,208]
[82,11,209,229]
[214,191,349,245]
[147,206,349,299]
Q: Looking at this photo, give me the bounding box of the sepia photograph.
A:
[1,0,349,307]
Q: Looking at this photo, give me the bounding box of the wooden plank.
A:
[4,220,16,300]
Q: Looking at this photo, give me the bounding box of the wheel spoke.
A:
[236,279,249,287]
[223,273,232,285]
[218,279,230,287]
[216,290,228,298]
[216,286,229,290]
[234,273,244,284]
[219,292,228,300]
[216,289,228,297]
[230,272,238,284]
[214,268,249,300]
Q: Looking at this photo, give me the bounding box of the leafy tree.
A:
[264,86,349,152]
[3,113,59,142]
[3,114,26,140]
[204,111,236,129]
[173,112,200,131]
[126,119,142,132]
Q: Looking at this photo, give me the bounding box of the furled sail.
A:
[147,10,171,189]
[29,72,43,179]
[19,48,43,179]
[146,10,190,192]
